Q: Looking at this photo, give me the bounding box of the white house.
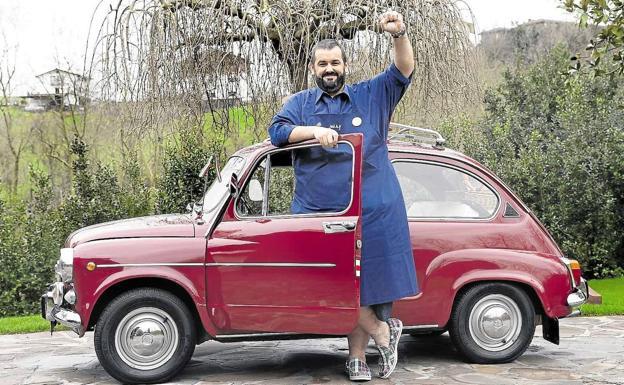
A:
[23,68,89,111]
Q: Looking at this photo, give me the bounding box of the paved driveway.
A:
[1,316,623,384]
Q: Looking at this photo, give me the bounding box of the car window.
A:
[236,158,266,216]
[267,166,295,215]
[237,143,354,217]
[393,161,499,219]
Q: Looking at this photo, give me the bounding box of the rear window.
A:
[393,161,499,219]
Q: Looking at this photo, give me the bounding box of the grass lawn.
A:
[0,314,67,335]
[581,277,624,316]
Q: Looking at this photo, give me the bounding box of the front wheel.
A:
[94,288,197,384]
[448,282,535,363]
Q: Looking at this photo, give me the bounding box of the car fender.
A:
[71,238,218,337]
[423,248,572,326]
[89,270,217,336]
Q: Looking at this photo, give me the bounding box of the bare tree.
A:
[27,62,95,196]
[0,40,32,193]
[94,0,478,154]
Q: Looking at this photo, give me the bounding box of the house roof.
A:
[35,68,88,79]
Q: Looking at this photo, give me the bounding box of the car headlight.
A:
[55,248,74,283]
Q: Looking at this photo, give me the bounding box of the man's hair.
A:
[309,39,348,65]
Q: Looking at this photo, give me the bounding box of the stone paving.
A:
[1,316,623,385]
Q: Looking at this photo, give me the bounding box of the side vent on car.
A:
[504,203,520,218]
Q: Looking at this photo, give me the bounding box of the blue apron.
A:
[292,91,419,306]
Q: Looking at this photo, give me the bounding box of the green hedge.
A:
[0,130,213,317]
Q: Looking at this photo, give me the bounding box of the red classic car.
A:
[42,125,588,384]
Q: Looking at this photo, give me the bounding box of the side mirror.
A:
[186,202,203,214]
[193,202,203,214]
[248,179,263,202]
[229,173,239,197]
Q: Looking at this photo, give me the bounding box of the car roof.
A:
[386,140,479,164]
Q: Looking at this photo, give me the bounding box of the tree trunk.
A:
[12,156,19,194]
[288,55,309,93]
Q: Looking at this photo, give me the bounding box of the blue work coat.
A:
[268,64,419,306]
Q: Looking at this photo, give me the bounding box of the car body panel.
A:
[394,247,572,327]
[65,214,195,248]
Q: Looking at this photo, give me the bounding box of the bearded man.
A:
[268,10,418,381]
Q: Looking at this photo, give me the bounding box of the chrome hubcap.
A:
[468,294,522,351]
[115,307,178,370]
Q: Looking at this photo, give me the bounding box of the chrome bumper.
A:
[40,282,85,336]
[566,277,589,307]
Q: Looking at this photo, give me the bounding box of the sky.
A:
[0,0,579,96]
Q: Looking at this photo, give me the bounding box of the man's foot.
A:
[377,318,403,378]
[345,358,372,381]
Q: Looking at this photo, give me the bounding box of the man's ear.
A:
[345,62,349,75]
[308,62,314,74]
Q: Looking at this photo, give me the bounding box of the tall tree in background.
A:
[95,0,478,147]
[0,42,33,193]
[564,0,624,75]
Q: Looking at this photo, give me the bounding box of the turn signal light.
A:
[567,259,582,286]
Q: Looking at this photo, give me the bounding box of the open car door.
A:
[206,134,363,335]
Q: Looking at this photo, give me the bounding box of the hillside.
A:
[478,19,599,66]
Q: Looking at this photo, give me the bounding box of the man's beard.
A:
[315,71,345,94]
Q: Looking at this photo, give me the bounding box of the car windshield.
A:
[202,155,246,213]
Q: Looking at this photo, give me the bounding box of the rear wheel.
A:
[448,282,535,363]
[94,288,197,384]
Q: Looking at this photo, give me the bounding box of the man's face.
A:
[310,46,347,94]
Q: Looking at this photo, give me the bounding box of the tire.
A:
[448,282,535,364]
[94,288,197,384]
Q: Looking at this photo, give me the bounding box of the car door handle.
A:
[323,221,356,233]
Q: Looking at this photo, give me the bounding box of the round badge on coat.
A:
[352,117,362,127]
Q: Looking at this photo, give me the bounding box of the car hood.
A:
[65,214,195,248]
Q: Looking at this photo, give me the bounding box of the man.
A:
[268,10,419,381]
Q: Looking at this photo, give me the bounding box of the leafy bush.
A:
[0,169,62,316]
[60,138,153,235]
[155,130,211,214]
[443,46,624,278]
[0,138,155,316]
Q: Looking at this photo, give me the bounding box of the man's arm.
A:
[379,10,415,78]
[392,35,414,78]
[288,125,339,147]
[268,95,339,147]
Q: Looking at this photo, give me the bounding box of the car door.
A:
[206,134,363,335]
